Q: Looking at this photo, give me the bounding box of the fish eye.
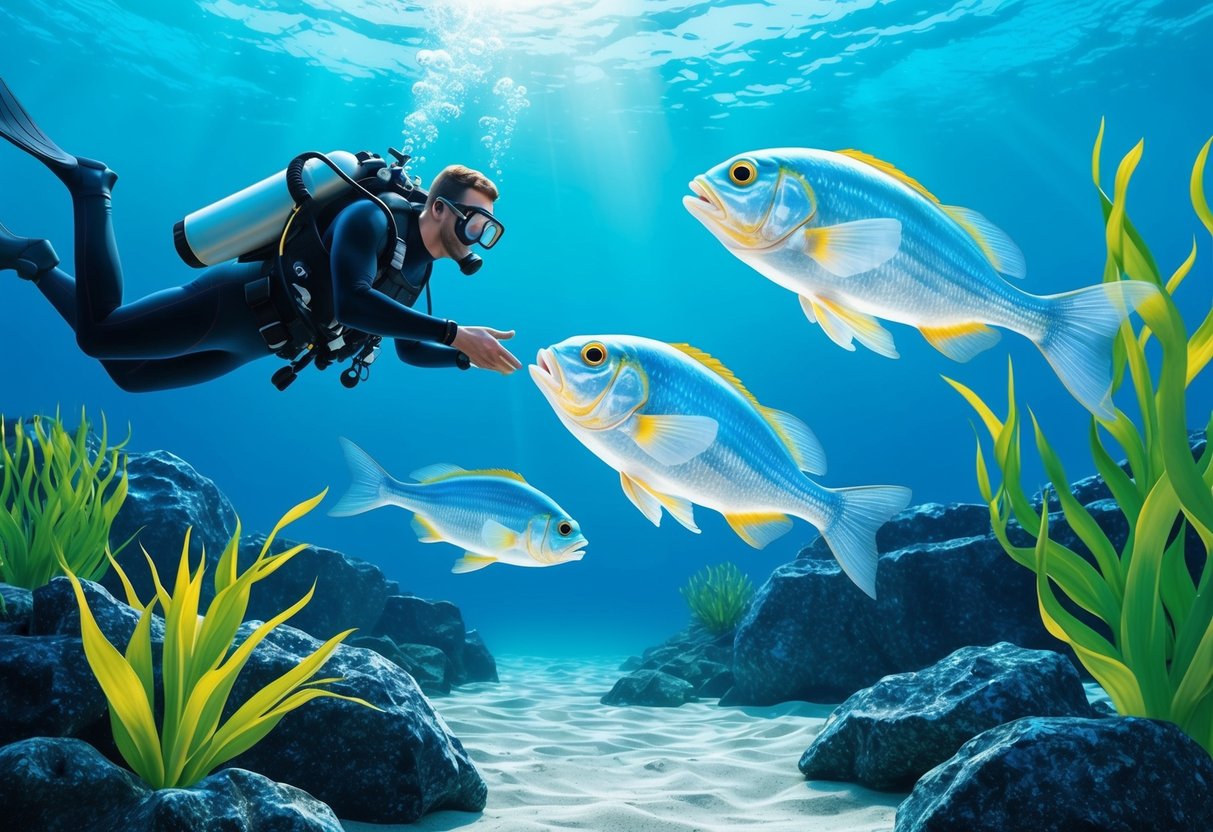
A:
[581,342,607,366]
[557,520,573,536]
[729,160,757,186]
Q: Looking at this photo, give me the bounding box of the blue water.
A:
[2,0,1210,656]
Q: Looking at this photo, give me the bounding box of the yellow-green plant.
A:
[61,489,378,789]
[681,562,755,635]
[947,125,1213,753]
[0,410,132,589]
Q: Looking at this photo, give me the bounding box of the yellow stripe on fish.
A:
[683,146,1160,418]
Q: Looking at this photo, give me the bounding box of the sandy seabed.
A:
[342,655,905,832]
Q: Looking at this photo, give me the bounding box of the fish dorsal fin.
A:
[941,205,1027,279]
[836,149,940,204]
[670,343,761,408]
[413,466,527,484]
[668,342,826,470]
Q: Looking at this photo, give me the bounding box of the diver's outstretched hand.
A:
[454,326,522,375]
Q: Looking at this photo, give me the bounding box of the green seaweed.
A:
[680,562,755,635]
[0,410,133,589]
[60,490,379,789]
[947,125,1213,754]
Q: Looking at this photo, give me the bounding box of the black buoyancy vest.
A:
[251,191,430,361]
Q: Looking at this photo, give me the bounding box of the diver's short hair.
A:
[427,165,499,206]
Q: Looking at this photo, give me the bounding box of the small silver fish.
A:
[684,147,1160,418]
[330,438,588,573]
[530,334,910,598]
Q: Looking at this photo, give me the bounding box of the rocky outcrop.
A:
[610,625,735,705]
[601,670,697,707]
[729,435,1207,705]
[102,449,238,607]
[8,577,487,824]
[241,533,392,641]
[798,643,1096,789]
[0,583,32,635]
[894,716,1213,832]
[0,737,343,832]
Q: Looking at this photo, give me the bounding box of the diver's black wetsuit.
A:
[25,177,462,392]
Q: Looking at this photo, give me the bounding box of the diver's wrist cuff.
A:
[441,320,459,346]
[455,351,471,371]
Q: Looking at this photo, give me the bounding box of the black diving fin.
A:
[0,77,77,172]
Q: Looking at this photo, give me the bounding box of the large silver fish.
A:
[530,335,910,598]
[330,438,588,573]
[683,148,1160,418]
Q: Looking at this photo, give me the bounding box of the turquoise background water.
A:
[2,0,1210,656]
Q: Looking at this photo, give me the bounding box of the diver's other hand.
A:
[453,326,522,374]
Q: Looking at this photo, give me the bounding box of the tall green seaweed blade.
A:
[61,490,381,789]
[948,127,1213,754]
[0,410,132,589]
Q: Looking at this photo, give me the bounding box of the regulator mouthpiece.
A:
[458,252,483,275]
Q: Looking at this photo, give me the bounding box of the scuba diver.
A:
[0,78,521,393]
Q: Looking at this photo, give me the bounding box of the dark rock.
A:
[396,643,453,695]
[696,668,734,698]
[0,636,107,747]
[0,583,33,634]
[31,577,148,641]
[0,737,145,832]
[463,629,499,683]
[118,768,343,832]
[0,737,342,832]
[619,656,642,671]
[227,625,486,822]
[801,502,993,560]
[895,716,1213,832]
[375,595,468,681]
[799,643,1096,789]
[730,558,889,704]
[20,577,487,824]
[347,633,411,666]
[601,670,696,707]
[240,533,392,641]
[873,535,1056,672]
[102,449,237,608]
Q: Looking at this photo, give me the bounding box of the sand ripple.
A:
[342,655,902,832]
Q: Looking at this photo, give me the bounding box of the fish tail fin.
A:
[820,485,912,599]
[330,437,395,516]
[1035,281,1161,418]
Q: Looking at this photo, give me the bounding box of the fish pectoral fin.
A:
[802,218,902,277]
[919,321,1002,363]
[643,485,700,533]
[620,472,663,526]
[622,414,719,466]
[941,205,1026,279]
[411,514,444,543]
[452,553,498,574]
[480,519,518,551]
[759,406,827,475]
[724,511,794,549]
[801,296,898,358]
[410,462,465,482]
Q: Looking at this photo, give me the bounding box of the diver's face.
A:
[436,188,496,259]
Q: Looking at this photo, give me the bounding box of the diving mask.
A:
[435,197,505,249]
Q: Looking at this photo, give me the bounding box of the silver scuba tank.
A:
[172,150,366,268]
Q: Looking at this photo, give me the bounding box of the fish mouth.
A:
[529,348,564,394]
[682,176,725,222]
[563,542,588,560]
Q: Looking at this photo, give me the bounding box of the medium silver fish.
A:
[683,147,1160,418]
[330,438,588,573]
[530,334,910,598]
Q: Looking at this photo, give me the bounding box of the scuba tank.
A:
[173,150,388,267]
[190,147,431,392]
